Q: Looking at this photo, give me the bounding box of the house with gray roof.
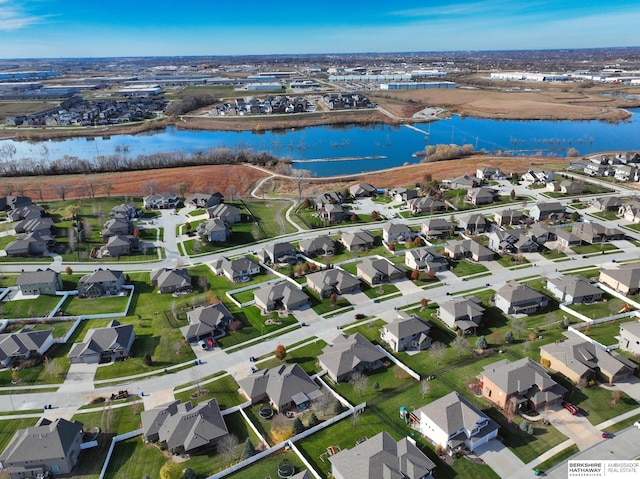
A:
[319,203,345,223]
[4,231,53,257]
[540,331,635,385]
[329,431,436,479]
[151,268,192,294]
[212,255,260,282]
[77,268,124,297]
[340,230,375,252]
[0,195,32,211]
[186,192,223,208]
[494,209,524,227]
[259,241,298,264]
[141,398,228,455]
[599,266,640,295]
[254,282,309,313]
[109,203,138,220]
[466,187,495,205]
[238,363,322,413]
[349,183,376,198]
[590,196,622,212]
[420,218,454,239]
[438,296,485,335]
[388,187,418,202]
[206,203,242,223]
[314,191,343,209]
[97,234,138,258]
[458,213,489,234]
[546,275,602,304]
[479,357,567,411]
[0,418,84,479]
[619,321,640,355]
[382,222,416,244]
[14,216,54,234]
[554,228,581,248]
[0,329,54,368]
[407,197,445,214]
[572,222,624,244]
[197,218,232,243]
[559,180,585,195]
[618,201,640,223]
[443,239,494,262]
[7,204,43,222]
[318,333,385,382]
[522,169,553,184]
[100,217,133,239]
[380,311,431,352]
[68,320,135,364]
[143,193,179,209]
[494,282,549,315]
[443,174,480,190]
[16,268,62,295]
[412,391,498,455]
[528,201,565,222]
[298,236,336,257]
[306,269,360,298]
[357,257,405,286]
[182,303,234,342]
[476,166,505,180]
[405,247,449,273]
[528,223,556,245]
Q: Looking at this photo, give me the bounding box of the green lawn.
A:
[0,417,39,452]
[245,199,299,236]
[571,243,618,255]
[569,299,630,321]
[174,374,244,408]
[539,248,568,260]
[257,339,327,375]
[450,260,489,277]
[0,294,62,318]
[361,282,400,299]
[225,450,307,479]
[61,294,130,316]
[497,255,530,268]
[307,288,351,315]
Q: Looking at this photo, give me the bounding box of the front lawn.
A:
[174,374,244,408]
[450,260,489,277]
[571,243,618,255]
[306,288,351,315]
[497,255,530,268]
[257,339,327,375]
[361,282,400,299]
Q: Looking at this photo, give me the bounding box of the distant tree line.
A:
[422,143,476,162]
[166,94,218,116]
[0,147,286,177]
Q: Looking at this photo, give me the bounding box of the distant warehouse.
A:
[117,84,162,97]
[380,81,457,90]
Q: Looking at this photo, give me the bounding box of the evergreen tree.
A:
[308,413,320,427]
[241,438,256,459]
[292,417,305,435]
[505,330,515,344]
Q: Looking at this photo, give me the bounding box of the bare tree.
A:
[32,182,45,202]
[429,341,447,366]
[67,227,77,253]
[217,433,239,461]
[420,379,431,399]
[53,182,72,201]
[349,370,369,397]
[291,168,312,199]
[102,181,114,197]
[452,335,471,357]
[142,180,161,195]
[511,317,526,339]
[313,389,334,415]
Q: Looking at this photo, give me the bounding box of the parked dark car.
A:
[354,313,366,319]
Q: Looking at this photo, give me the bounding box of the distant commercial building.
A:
[0,70,59,82]
[380,81,456,90]
[117,84,162,97]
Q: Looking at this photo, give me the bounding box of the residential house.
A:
[77,268,125,297]
[314,192,343,210]
[238,364,322,413]
[572,222,624,244]
[494,209,524,227]
[443,175,480,190]
[329,431,436,479]
[319,203,345,223]
[619,321,640,355]
[357,257,405,286]
[141,399,228,455]
[150,268,192,294]
[494,282,549,315]
[0,329,54,368]
[5,231,53,257]
[545,180,561,192]
[197,218,232,243]
[185,192,223,208]
[97,234,138,258]
[528,223,556,245]
[522,169,553,184]
[479,357,567,411]
[458,214,489,234]
[540,332,635,385]
[6,204,43,222]
[546,275,602,304]
[100,217,133,239]
[405,247,449,273]
[388,187,418,202]
[298,236,336,257]
[259,241,298,264]
[254,282,309,312]
[488,230,537,254]
[14,217,54,234]
[382,222,416,243]
[0,195,32,211]
[183,303,234,342]
[412,391,499,455]
[466,187,495,205]
[212,256,260,283]
[420,218,455,239]
[143,193,179,209]
[349,183,376,198]
[16,268,62,295]
[0,418,84,479]
[476,166,505,180]
[318,333,385,382]
[68,320,135,364]
[438,296,485,335]
[306,269,360,298]
[599,266,640,295]
[443,239,494,262]
[590,196,622,212]
[407,197,445,214]
[206,203,242,224]
[109,203,138,220]
[380,311,432,352]
[618,201,640,223]
[528,202,565,221]
[340,230,375,252]
[559,180,585,195]
[614,165,639,182]
[554,228,582,248]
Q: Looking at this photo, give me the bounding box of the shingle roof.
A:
[151,268,191,290]
[481,358,564,397]
[318,333,385,379]
[16,268,59,286]
[384,312,431,340]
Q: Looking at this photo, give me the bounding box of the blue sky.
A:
[1,0,640,58]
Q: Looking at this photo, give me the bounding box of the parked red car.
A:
[206,337,215,348]
[562,401,579,415]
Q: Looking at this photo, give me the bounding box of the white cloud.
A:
[0,1,47,31]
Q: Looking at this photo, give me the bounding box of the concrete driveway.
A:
[58,362,98,394]
[548,406,602,450]
[475,439,524,477]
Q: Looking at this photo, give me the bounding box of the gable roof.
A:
[0,329,53,363]
[80,268,124,285]
[254,282,308,309]
[341,230,375,248]
[68,320,134,359]
[318,333,385,379]
[16,268,59,286]
[496,282,547,304]
[384,312,431,340]
[481,358,565,398]
[546,275,601,299]
[298,235,335,253]
[151,268,191,290]
[358,257,405,279]
[306,268,360,293]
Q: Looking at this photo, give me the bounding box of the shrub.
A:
[292,417,305,435]
[308,413,320,427]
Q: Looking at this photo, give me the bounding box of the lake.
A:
[1,111,640,177]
